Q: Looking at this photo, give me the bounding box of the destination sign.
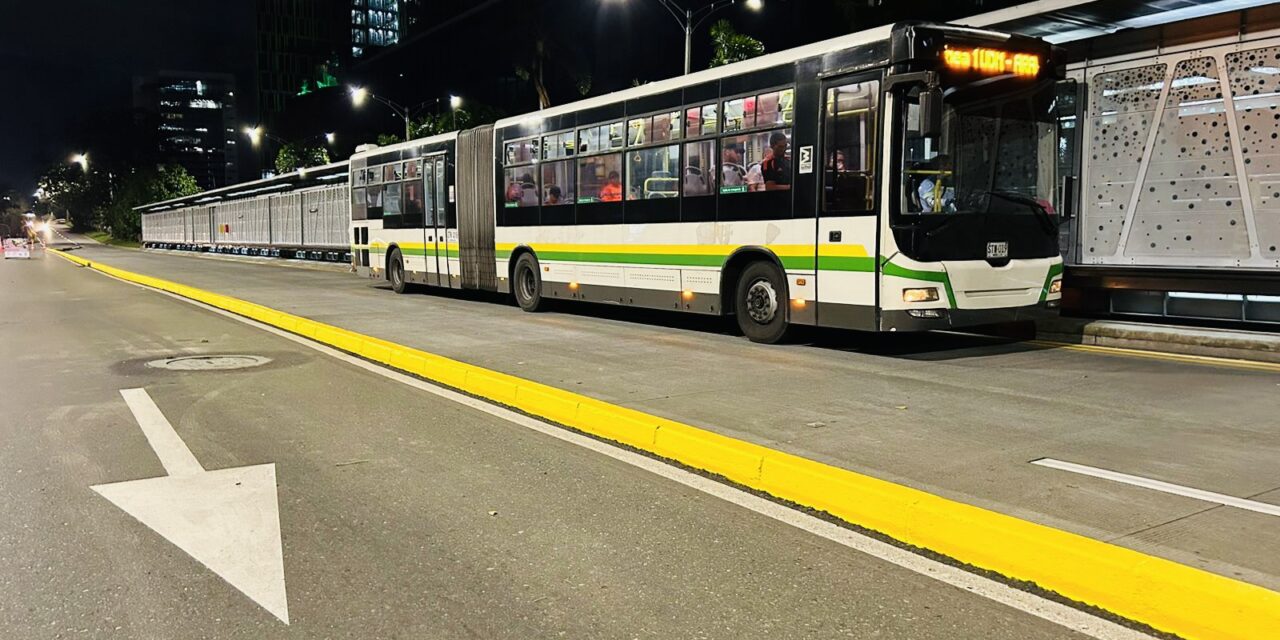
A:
[942,46,1040,77]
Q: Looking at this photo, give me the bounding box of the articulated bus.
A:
[349,22,1066,343]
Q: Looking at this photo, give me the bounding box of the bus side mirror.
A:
[920,87,944,139]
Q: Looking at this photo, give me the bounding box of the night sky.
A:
[0,0,255,194]
[0,0,1018,195]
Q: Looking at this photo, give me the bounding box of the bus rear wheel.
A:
[734,261,790,344]
[513,253,545,312]
[388,248,407,294]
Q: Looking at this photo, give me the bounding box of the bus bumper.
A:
[879,301,1058,332]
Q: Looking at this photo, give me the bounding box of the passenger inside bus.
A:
[722,143,746,187]
[545,185,562,205]
[600,171,623,202]
[762,131,792,191]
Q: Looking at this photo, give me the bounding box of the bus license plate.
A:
[986,242,1008,259]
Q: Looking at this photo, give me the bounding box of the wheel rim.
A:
[391,257,403,287]
[518,266,537,302]
[745,278,778,324]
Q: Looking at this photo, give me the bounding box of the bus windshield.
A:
[899,77,1058,219]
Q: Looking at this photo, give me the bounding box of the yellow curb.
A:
[52,248,1280,639]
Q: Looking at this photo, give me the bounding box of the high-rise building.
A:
[256,0,347,126]
[133,72,239,190]
[350,0,402,59]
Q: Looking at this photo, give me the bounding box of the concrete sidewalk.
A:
[1032,315,1280,364]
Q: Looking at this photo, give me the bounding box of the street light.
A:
[349,86,413,141]
[449,94,462,110]
[611,0,763,75]
[325,132,336,145]
[71,153,89,172]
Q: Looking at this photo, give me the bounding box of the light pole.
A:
[613,0,762,75]
[350,87,415,141]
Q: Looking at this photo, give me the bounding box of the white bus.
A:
[349,22,1065,343]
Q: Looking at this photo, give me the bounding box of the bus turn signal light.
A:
[903,287,940,303]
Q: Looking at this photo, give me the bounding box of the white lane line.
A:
[1032,458,1280,518]
[89,266,1154,640]
[120,388,205,477]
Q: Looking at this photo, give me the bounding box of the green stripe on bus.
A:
[1039,261,1064,303]
[492,249,881,273]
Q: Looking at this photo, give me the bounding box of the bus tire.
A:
[513,253,545,312]
[734,261,790,344]
[388,247,408,294]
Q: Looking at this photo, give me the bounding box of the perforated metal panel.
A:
[457,126,497,290]
[301,185,349,248]
[270,192,302,246]
[1127,57,1248,259]
[1082,63,1166,257]
[1075,36,1280,270]
[192,207,212,243]
[1226,45,1280,258]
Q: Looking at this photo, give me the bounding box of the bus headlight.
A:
[902,287,939,303]
[1049,279,1062,294]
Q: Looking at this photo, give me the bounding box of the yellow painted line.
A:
[494,242,869,258]
[52,248,1280,640]
[1030,339,1280,374]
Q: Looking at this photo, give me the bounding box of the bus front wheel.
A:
[734,261,790,344]
[513,253,545,312]
[388,248,408,294]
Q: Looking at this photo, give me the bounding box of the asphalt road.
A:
[0,249,1117,637]
[50,243,1280,598]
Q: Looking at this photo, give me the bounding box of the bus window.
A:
[823,80,878,213]
[685,106,703,138]
[652,111,680,143]
[723,96,756,132]
[721,128,791,193]
[541,160,575,205]
[607,122,626,150]
[683,140,716,197]
[543,131,574,159]
[628,117,653,146]
[701,104,719,135]
[503,167,539,208]
[578,126,602,155]
[505,139,537,164]
[757,89,795,127]
[627,145,680,200]
[578,154,623,203]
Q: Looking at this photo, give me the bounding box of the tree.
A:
[274,142,331,175]
[34,163,108,232]
[708,19,765,68]
[408,102,505,139]
[101,165,201,241]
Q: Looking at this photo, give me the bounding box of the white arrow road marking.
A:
[92,388,289,624]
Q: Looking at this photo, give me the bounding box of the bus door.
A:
[419,157,438,286]
[427,154,451,287]
[817,72,882,325]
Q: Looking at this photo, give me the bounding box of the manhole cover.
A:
[146,355,272,371]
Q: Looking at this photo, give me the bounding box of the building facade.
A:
[351,0,403,59]
[133,72,239,190]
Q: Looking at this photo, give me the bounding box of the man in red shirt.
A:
[762,132,792,191]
